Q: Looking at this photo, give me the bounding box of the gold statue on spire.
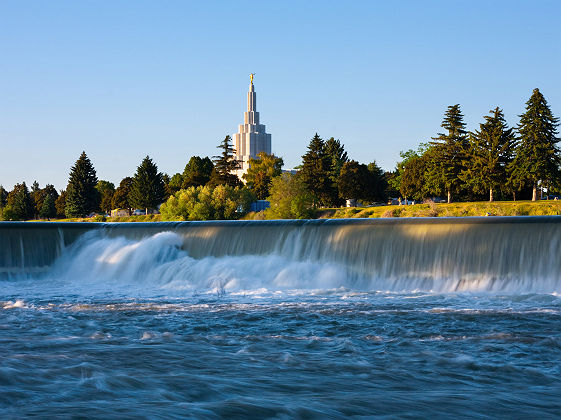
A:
[250,73,255,84]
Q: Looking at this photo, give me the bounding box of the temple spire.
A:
[233,76,272,179]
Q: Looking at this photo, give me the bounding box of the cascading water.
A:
[1,217,560,293]
[2,218,561,418]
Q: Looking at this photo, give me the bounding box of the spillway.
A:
[1,217,560,293]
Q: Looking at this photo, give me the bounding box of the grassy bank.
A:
[16,200,561,222]
[325,200,561,219]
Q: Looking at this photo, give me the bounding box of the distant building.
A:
[233,74,272,179]
[111,208,130,217]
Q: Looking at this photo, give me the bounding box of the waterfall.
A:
[1,217,560,292]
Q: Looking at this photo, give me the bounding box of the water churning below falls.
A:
[1,218,561,418]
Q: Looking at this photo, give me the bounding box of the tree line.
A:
[389,88,560,203]
[1,88,558,221]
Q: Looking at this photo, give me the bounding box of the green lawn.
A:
[325,200,561,219]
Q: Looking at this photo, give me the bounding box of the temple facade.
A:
[233,75,272,179]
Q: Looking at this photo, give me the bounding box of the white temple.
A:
[233,74,272,179]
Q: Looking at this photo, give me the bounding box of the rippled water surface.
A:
[2,290,561,419]
[1,227,561,418]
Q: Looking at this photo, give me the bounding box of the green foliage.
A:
[111,177,133,210]
[338,160,371,202]
[65,151,99,218]
[399,154,428,201]
[325,137,349,183]
[167,173,184,196]
[182,156,214,188]
[265,173,315,219]
[510,88,560,200]
[129,156,166,214]
[242,152,284,199]
[461,107,515,201]
[208,136,242,188]
[160,185,255,221]
[366,161,388,202]
[427,105,469,202]
[55,190,67,218]
[299,133,336,206]
[96,180,115,213]
[0,185,8,209]
[7,182,34,220]
[39,194,57,219]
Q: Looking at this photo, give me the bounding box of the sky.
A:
[1,0,560,191]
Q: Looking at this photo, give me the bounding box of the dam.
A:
[1,217,560,293]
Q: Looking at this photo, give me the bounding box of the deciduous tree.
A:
[182,156,214,188]
[96,180,115,214]
[242,152,284,199]
[266,173,315,219]
[111,177,133,211]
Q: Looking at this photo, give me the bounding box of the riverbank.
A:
[7,200,561,222]
[320,200,561,219]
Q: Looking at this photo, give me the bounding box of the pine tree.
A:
[208,136,242,188]
[299,133,336,206]
[129,156,166,214]
[460,107,516,201]
[30,180,42,219]
[427,105,468,203]
[325,137,349,180]
[65,152,99,217]
[0,185,7,209]
[510,88,561,201]
[7,182,34,220]
[39,194,56,219]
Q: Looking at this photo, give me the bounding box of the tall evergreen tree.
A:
[182,156,214,188]
[65,152,99,218]
[427,105,468,203]
[39,194,56,220]
[111,177,133,211]
[460,107,516,201]
[299,133,336,206]
[129,156,166,214]
[30,181,42,219]
[0,185,7,210]
[7,182,34,220]
[325,137,349,180]
[510,88,561,201]
[208,136,242,188]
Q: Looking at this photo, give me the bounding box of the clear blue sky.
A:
[1,0,560,191]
